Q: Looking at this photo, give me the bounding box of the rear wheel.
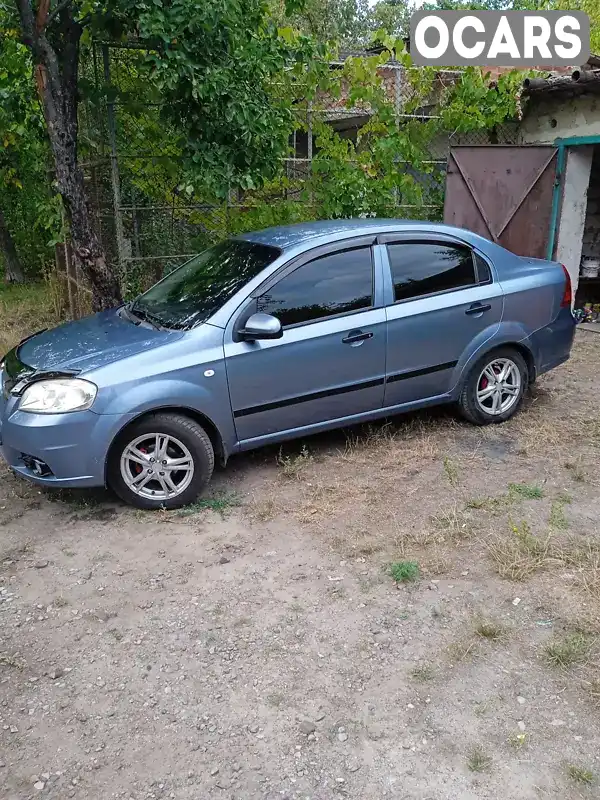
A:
[108,412,214,509]
[458,348,528,425]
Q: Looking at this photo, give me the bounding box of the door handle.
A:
[465,303,492,316]
[342,330,373,344]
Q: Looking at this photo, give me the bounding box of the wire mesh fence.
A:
[62,41,521,315]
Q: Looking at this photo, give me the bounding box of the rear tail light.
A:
[560,264,572,308]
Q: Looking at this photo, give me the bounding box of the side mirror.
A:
[240,312,283,341]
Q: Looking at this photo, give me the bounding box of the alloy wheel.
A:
[120,433,195,500]
[476,357,521,416]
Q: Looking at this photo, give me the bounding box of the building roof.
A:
[523,67,600,98]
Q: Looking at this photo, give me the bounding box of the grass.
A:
[448,636,478,663]
[0,280,62,354]
[467,745,492,773]
[566,764,595,785]
[549,499,569,530]
[474,618,506,641]
[544,633,592,668]
[508,482,544,500]
[442,455,460,486]
[488,520,552,581]
[465,495,506,513]
[507,732,529,750]
[176,492,240,518]
[431,504,474,542]
[389,561,420,583]
[565,459,586,482]
[248,497,278,522]
[0,653,24,669]
[410,664,435,682]
[277,444,312,479]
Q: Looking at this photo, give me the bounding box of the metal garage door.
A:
[443,145,559,259]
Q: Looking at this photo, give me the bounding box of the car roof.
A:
[238,218,491,251]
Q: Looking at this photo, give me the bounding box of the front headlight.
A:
[19,378,97,414]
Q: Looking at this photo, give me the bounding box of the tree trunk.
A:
[0,207,25,284]
[16,0,122,312]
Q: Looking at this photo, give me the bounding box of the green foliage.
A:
[0,19,60,275]
[390,560,420,582]
[508,483,544,499]
[87,0,328,198]
[302,36,524,221]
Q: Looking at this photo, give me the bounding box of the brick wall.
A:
[583,147,600,260]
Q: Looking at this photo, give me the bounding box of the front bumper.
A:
[0,402,134,488]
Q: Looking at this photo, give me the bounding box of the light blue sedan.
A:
[0,219,575,508]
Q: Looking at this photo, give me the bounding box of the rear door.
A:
[224,238,387,444]
[381,235,504,408]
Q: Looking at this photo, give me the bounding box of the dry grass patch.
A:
[430,503,475,543]
[0,281,62,355]
[277,445,313,480]
[467,745,492,773]
[549,499,570,530]
[448,635,479,664]
[488,520,554,581]
[544,633,593,669]
[410,664,435,682]
[247,497,279,523]
[474,617,506,642]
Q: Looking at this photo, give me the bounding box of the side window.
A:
[255,247,373,327]
[475,252,492,284]
[387,242,476,303]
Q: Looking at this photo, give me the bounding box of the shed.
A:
[443,58,600,313]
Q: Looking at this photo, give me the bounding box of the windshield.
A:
[132,239,280,329]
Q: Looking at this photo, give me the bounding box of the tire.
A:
[108,412,215,509]
[458,347,529,426]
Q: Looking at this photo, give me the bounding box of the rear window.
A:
[475,253,492,284]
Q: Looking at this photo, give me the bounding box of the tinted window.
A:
[475,252,492,283]
[255,247,373,327]
[132,239,280,329]
[387,242,476,302]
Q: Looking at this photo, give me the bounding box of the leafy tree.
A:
[11,0,323,310]
[0,18,57,283]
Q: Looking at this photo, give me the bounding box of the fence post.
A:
[394,64,403,211]
[102,44,127,284]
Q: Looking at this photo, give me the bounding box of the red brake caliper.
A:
[135,446,148,475]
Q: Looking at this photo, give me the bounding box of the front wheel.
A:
[108,412,215,509]
[458,348,528,425]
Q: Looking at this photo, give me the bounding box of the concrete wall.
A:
[521,94,600,144]
[555,146,594,292]
[582,149,600,261]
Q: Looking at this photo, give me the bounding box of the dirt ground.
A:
[2,332,600,800]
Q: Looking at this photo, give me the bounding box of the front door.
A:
[224,240,386,444]
[381,237,504,408]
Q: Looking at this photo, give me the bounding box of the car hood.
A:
[16,308,184,373]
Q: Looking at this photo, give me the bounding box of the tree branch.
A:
[45,0,73,29]
[15,0,36,41]
[36,0,50,32]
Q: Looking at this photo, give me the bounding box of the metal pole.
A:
[102,44,126,280]
[394,65,402,210]
[307,102,313,207]
[547,145,566,261]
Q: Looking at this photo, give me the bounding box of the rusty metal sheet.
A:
[444,145,558,259]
